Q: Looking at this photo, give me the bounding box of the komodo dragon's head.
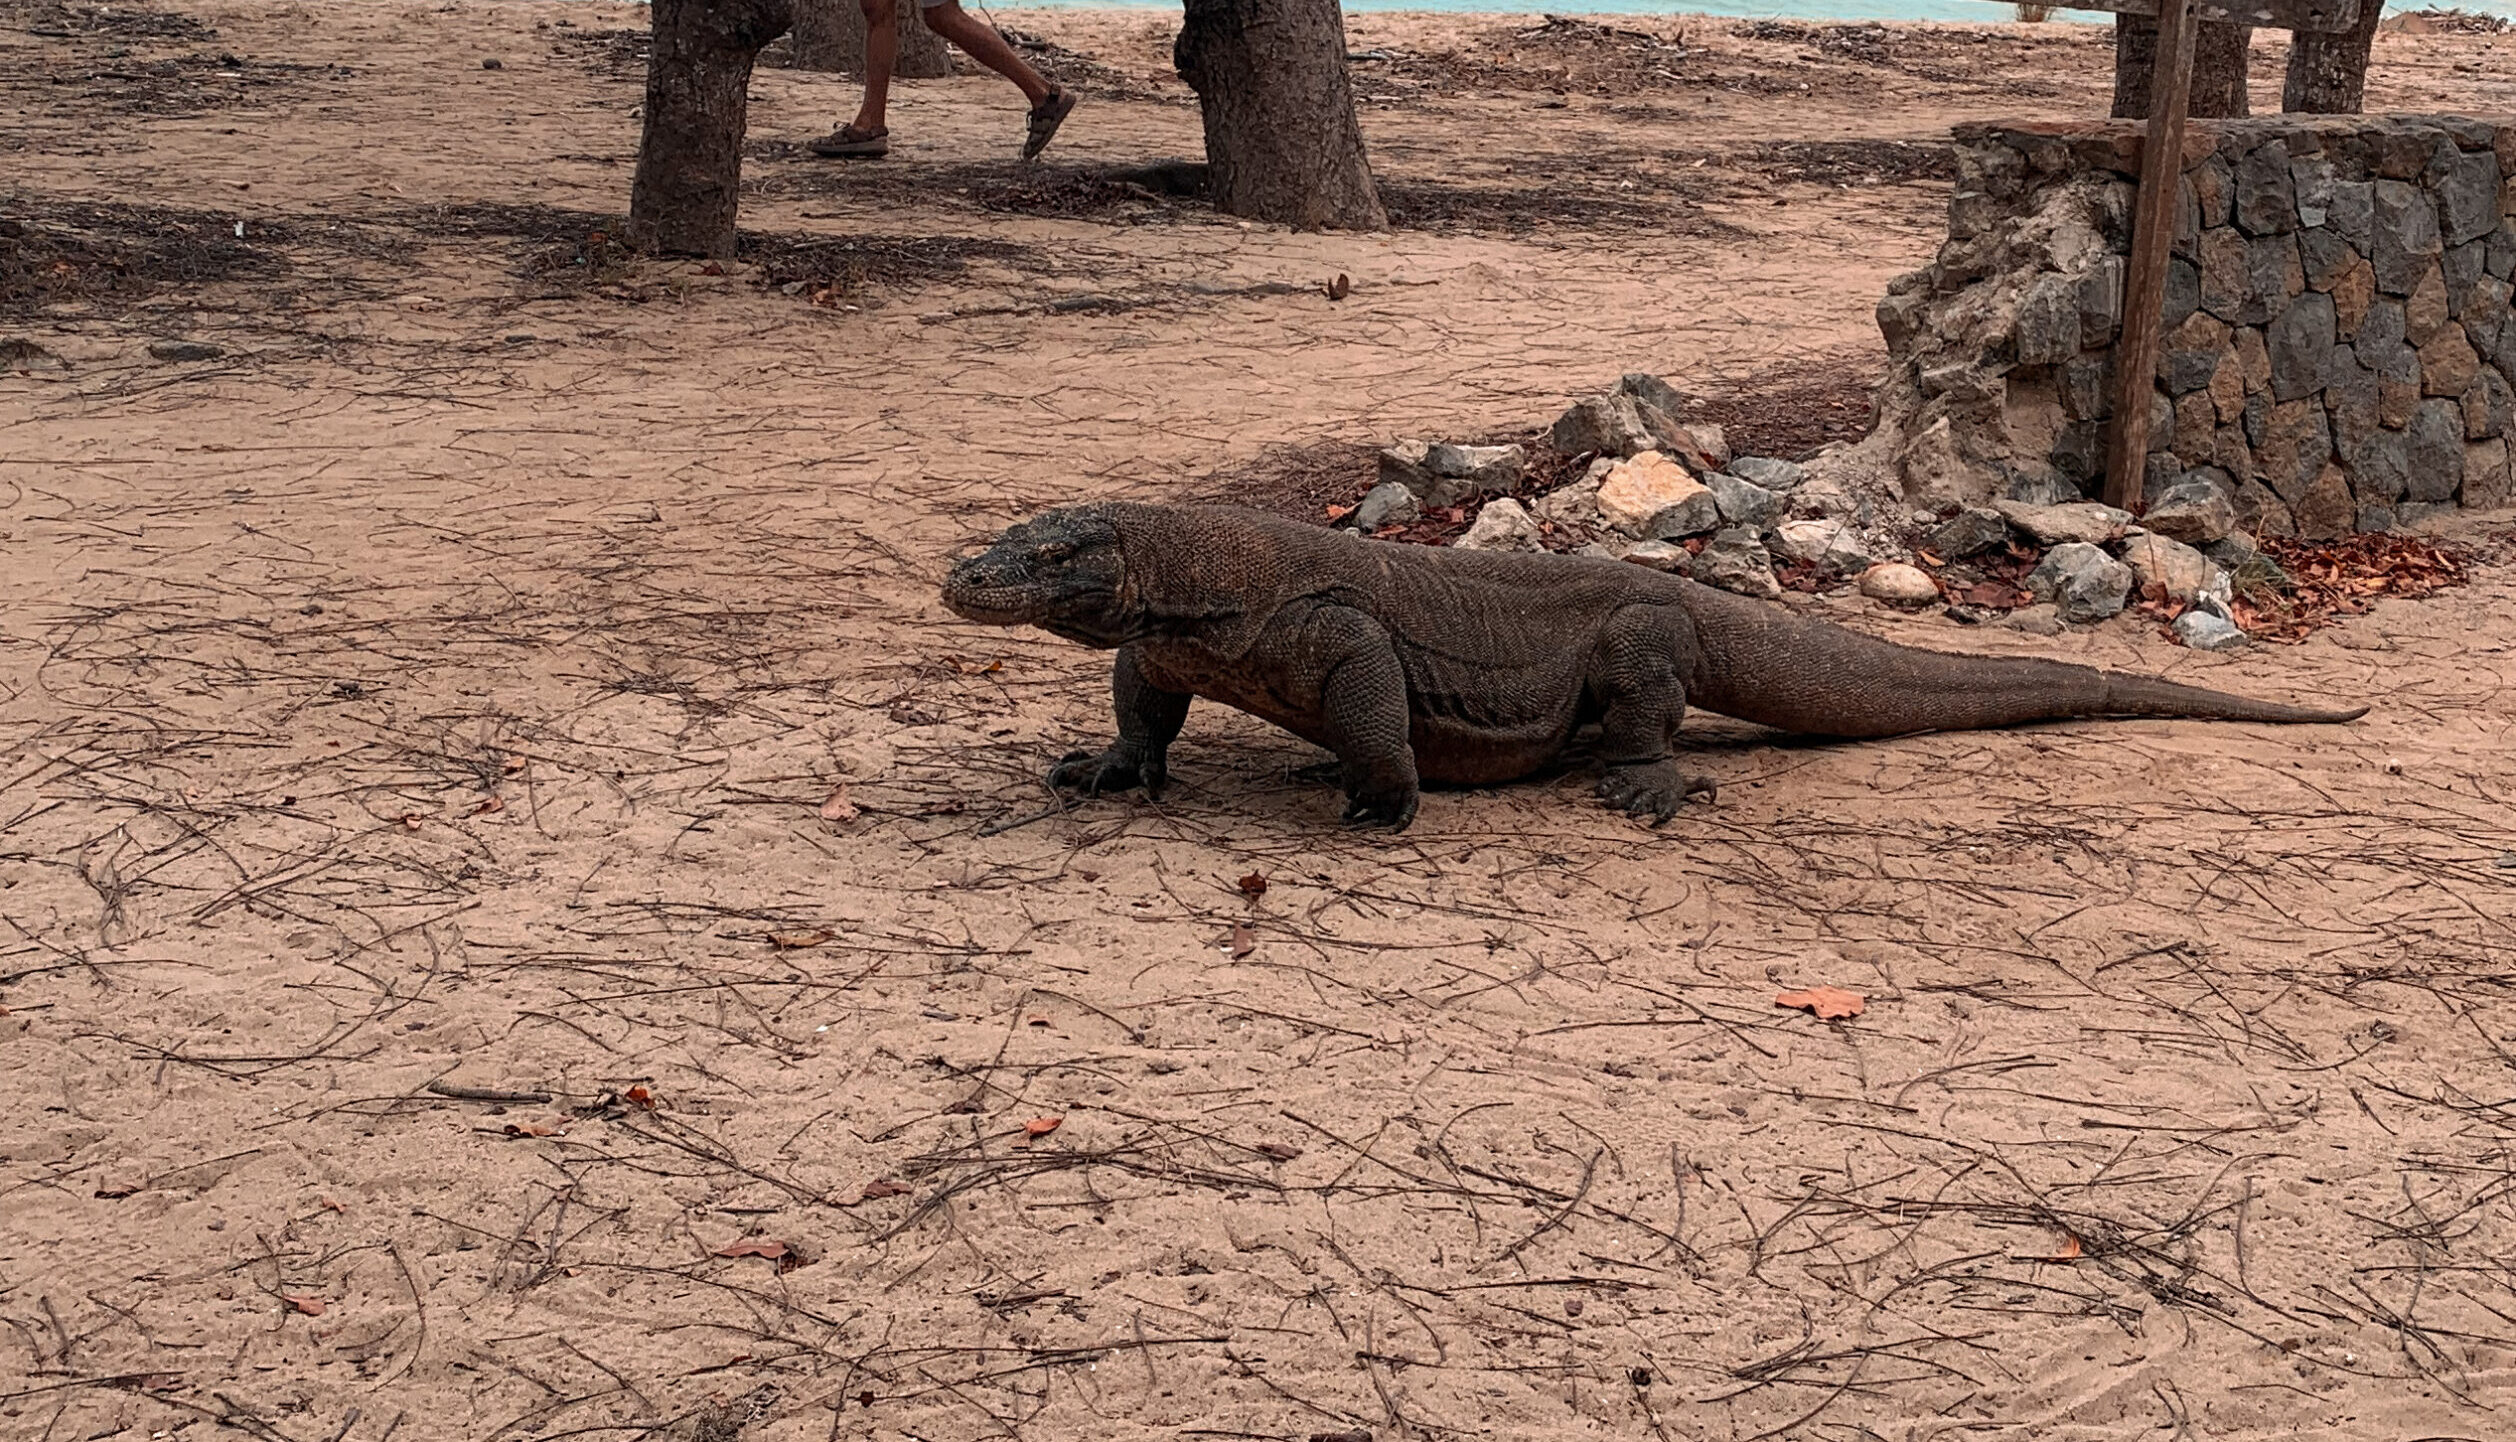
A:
[941,506,1139,646]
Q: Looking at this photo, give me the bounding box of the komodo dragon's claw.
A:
[1597,762,1718,825]
[1049,747,1164,799]
[1341,789,1419,832]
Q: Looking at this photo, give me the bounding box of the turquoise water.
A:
[996,0,2516,19]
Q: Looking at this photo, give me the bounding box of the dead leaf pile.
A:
[2240,534,2470,642]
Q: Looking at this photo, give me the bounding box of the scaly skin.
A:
[940,503,2369,831]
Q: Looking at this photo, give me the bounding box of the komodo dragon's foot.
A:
[1341,786,1419,831]
[1598,761,1717,825]
[1049,747,1164,798]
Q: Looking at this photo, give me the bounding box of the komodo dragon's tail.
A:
[1678,581,2368,738]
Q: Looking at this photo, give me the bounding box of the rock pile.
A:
[1875,115,2516,536]
[1358,372,2280,648]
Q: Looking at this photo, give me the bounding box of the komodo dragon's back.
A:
[942,502,2367,829]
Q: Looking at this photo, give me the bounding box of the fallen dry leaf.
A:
[767,928,834,950]
[818,785,860,823]
[1324,503,1356,523]
[714,1238,807,1272]
[1254,1141,1301,1162]
[502,1120,567,1138]
[2049,1234,2084,1261]
[1237,872,1268,899]
[470,794,503,816]
[1774,986,1866,1021]
[1022,1115,1063,1138]
[285,1295,326,1316]
[1230,921,1255,958]
[860,1177,912,1199]
[623,1085,656,1110]
[398,814,424,830]
[501,756,526,774]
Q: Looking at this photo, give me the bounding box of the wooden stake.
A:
[2101,0,2199,512]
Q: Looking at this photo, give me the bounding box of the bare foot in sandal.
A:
[808,123,888,159]
[1022,85,1075,162]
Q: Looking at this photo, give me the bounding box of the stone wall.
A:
[1874,115,2516,536]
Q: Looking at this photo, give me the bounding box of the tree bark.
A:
[629,0,793,258]
[789,0,949,80]
[2113,14,2251,117]
[1175,0,1385,230]
[2284,0,2384,113]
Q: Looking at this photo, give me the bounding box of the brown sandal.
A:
[809,123,889,159]
[1021,86,1074,162]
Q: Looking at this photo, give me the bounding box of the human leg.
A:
[918,0,1074,158]
[808,0,896,156]
[916,0,1050,103]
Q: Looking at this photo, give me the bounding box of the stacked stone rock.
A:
[1876,116,2516,536]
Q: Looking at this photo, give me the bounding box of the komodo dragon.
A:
[940,502,2367,830]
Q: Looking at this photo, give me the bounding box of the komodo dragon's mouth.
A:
[938,570,1051,624]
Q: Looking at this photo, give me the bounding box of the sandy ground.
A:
[7,3,2516,1440]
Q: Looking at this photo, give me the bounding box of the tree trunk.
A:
[628,0,792,258]
[789,0,949,80]
[2285,0,2384,113]
[2114,14,2251,117]
[1175,0,1385,230]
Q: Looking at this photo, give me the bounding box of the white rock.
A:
[1424,442,1526,490]
[1595,451,1719,539]
[1692,422,1732,471]
[2005,602,2064,636]
[2143,474,2237,544]
[1378,439,1434,491]
[1550,393,1660,459]
[1858,562,1941,607]
[1788,474,1862,521]
[2121,532,2229,608]
[1694,528,1782,599]
[1727,456,1806,492]
[2024,540,2132,622]
[1995,499,2131,546]
[2173,609,2249,650]
[1704,471,1782,529]
[1348,481,1419,531]
[1531,477,1603,529]
[1770,518,1873,574]
[1454,497,1540,551]
[1616,539,1691,573]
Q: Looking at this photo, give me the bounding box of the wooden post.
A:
[2100,0,2198,511]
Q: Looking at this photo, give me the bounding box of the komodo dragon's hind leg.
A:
[1591,606,1718,825]
[1050,646,1191,799]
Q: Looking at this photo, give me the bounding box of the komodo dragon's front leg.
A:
[1050,647,1191,799]
[1590,605,1719,825]
[1051,604,1422,830]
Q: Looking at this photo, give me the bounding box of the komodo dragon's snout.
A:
[941,508,1136,645]
[941,502,2369,834]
